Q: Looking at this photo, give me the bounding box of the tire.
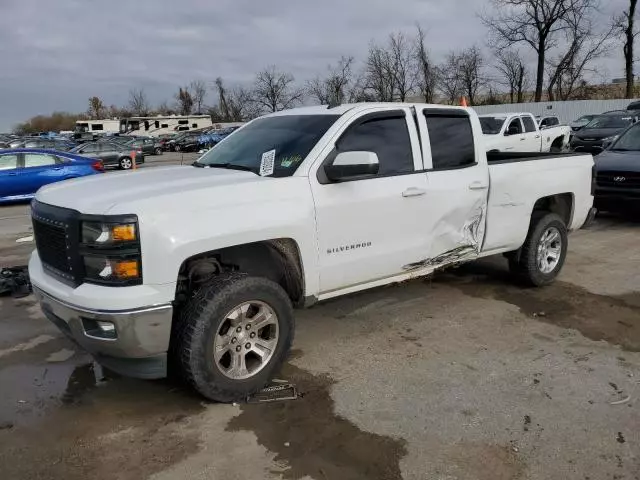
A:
[119,157,133,170]
[508,212,568,287]
[175,273,294,402]
[154,147,163,155]
[175,145,181,152]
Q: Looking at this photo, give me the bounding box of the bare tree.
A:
[414,25,438,103]
[457,46,485,105]
[156,101,173,116]
[175,87,194,115]
[437,53,464,104]
[189,80,207,114]
[128,88,149,116]
[307,56,354,106]
[215,77,258,121]
[364,32,417,102]
[87,96,105,119]
[614,0,639,97]
[253,66,304,113]
[547,4,615,100]
[481,0,598,102]
[495,49,530,103]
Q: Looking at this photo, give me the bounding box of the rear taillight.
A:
[92,160,104,172]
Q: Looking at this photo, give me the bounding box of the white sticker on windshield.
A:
[259,149,276,176]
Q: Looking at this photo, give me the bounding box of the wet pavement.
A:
[0,208,639,479]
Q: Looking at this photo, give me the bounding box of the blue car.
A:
[0,149,104,204]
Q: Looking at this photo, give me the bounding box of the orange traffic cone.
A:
[131,151,137,170]
[460,97,468,107]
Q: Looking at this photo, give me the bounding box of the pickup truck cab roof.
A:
[479,112,571,153]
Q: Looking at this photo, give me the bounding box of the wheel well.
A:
[551,136,564,147]
[532,193,573,226]
[174,239,305,307]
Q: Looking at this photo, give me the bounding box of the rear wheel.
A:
[154,147,163,155]
[119,157,133,170]
[175,145,182,152]
[175,273,294,402]
[509,213,568,287]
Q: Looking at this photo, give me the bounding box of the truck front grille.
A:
[597,170,640,189]
[32,201,83,286]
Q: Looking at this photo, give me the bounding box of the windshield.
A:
[574,115,594,124]
[479,117,506,135]
[196,115,339,177]
[585,115,634,129]
[610,123,640,151]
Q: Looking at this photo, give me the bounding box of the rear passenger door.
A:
[521,115,542,151]
[20,153,61,195]
[0,153,21,199]
[416,108,489,263]
[310,107,429,293]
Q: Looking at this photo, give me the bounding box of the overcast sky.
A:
[0,0,630,131]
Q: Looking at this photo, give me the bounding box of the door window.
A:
[424,113,476,169]
[0,154,18,171]
[521,116,537,133]
[507,118,523,135]
[24,154,57,168]
[81,143,99,153]
[336,115,414,176]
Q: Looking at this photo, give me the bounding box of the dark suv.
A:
[71,142,145,170]
[169,132,202,152]
[571,112,638,153]
[125,137,163,155]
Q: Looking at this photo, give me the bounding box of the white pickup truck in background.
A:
[479,112,571,153]
[30,103,595,402]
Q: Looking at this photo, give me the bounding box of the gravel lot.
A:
[0,156,638,479]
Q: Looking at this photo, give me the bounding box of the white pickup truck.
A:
[30,103,595,401]
[479,112,571,153]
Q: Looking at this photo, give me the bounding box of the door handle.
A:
[469,182,488,191]
[402,187,427,198]
[520,138,526,141]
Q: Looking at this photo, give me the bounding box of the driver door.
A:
[309,107,429,294]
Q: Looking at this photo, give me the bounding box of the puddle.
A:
[0,363,204,480]
[437,260,640,352]
[227,363,407,480]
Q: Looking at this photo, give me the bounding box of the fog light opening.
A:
[82,318,117,340]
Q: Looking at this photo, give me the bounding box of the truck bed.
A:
[482,150,594,254]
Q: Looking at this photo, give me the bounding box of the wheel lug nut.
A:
[245,343,251,349]
[246,324,251,330]
[236,346,242,352]
[231,337,237,344]
[236,326,242,333]
[250,332,256,338]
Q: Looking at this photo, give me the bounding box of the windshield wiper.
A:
[199,163,259,174]
[193,161,205,168]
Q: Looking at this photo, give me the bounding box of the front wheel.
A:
[509,213,568,287]
[174,145,181,152]
[154,147,163,155]
[175,273,294,402]
[119,157,133,170]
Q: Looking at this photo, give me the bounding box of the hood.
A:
[36,165,270,214]
[594,150,640,172]
[574,128,624,140]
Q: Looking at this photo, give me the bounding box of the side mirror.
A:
[324,151,380,182]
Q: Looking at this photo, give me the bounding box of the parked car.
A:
[157,133,178,151]
[23,138,76,151]
[626,101,640,111]
[593,121,640,211]
[0,149,103,204]
[570,111,638,153]
[170,132,202,152]
[30,102,594,402]
[70,141,144,170]
[8,138,26,149]
[125,137,163,156]
[479,113,571,152]
[569,115,597,133]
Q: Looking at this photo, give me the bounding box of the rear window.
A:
[424,112,476,169]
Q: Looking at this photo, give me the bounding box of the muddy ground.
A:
[0,186,638,479]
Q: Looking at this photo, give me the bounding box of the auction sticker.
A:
[260,149,276,176]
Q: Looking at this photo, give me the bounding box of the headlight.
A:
[80,219,142,285]
[82,222,137,245]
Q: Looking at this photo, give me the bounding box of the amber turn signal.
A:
[112,224,137,242]
[113,260,139,279]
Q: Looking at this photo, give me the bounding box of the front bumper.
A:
[595,187,640,209]
[571,138,604,153]
[34,286,173,379]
